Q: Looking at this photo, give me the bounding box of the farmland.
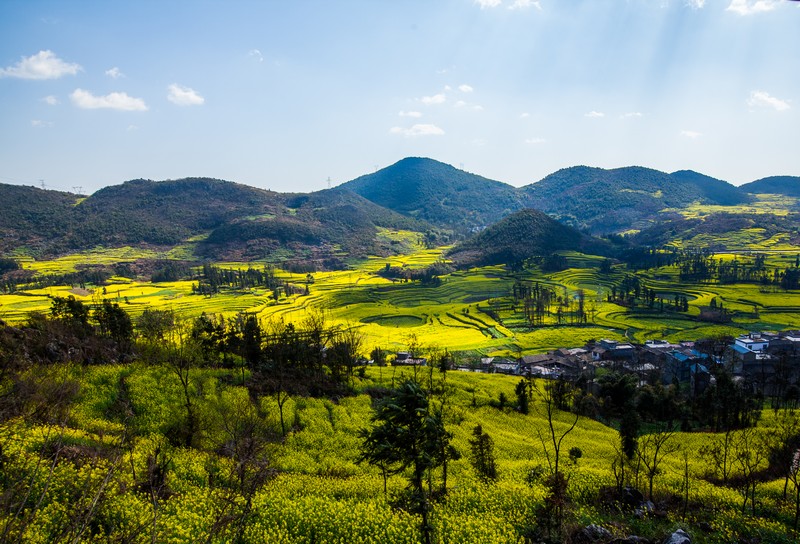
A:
[3,243,800,358]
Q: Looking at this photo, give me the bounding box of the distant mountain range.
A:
[1,158,798,268]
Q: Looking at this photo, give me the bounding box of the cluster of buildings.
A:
[450,332,800,396]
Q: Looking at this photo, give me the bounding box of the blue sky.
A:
[0,0,797,194]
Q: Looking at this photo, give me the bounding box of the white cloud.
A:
[621,112,643,119]
[390,124,445,137]
[42,95,59,106]
[248,49,264,62]
[472,138,488,146]
[126,125,139,131]
[167,84,205,106]
[421,93,446,105]
[399,110,422,118]
[584,111,605,118]
[105,67,124,79]
[747,90,790,111]
[459,84,474,93]
[685,0,706,9]
[70,89,148,111]
[454,100,483,111]
[31,119,54,128]
[0,50,81,80]
[520,112,530,119]
[475,0,502,8]
[525,137,547,144]
[726,0,779,15]
[681,130,702,139]
[509,0,542,10]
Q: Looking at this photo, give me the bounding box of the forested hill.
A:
[196,187,432,261]
[2,159,795,262]
[446,208,587,268]
[739,176,800,197]
[522,166,750,234]
[70,177,283,247]
[0,183,79,253]
[339,157,526,233]
[0,178,431,263]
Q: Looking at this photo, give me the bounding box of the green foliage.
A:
[524,165,749,233]
[342,157,526,234]
[469,424,498,482]
[448,209,585,268]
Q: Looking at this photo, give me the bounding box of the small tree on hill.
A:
[469,425,498,483]
[358,380,455,544]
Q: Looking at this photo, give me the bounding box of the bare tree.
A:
[636,424,679,501]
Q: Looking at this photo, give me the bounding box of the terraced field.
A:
[3,246,800,356]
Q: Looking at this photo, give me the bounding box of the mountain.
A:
[522,166,750,234]
[0,184,79,254]
[340,157,525,232]
[739,176,800,197]
[197,187,430,261]
[0,178,430,267]
[447,208,586,267]
[69,177,282,248]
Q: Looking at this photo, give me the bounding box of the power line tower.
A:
[39,179,46,190]
[327,176,332,189]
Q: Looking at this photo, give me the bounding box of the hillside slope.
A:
[447,208,586,267]
[522,166,749,233]
[340,157,525,232]
[0,184,78,254]
[739,175,800,197]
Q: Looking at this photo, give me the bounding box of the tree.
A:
[531,379,580,541]
[516,379,529,414]
[636,424,679,501]
[94,299,133,347]
[136,308,176,344]
[358,380,455,544]
[469,425,498,482]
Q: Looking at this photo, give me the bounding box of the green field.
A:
[3,245,800,358]
[1,364,798,543]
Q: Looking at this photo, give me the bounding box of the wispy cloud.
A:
[390,124,445,137]
[621,112,643,119]
[474,0,502,8]
[584,111,605,118]
[520,112,530,119]
[681,130,702,139]
[459,84,474,93]
[0,50,81,80]
[421,93,446,105]
[248,49,264,62]
[42,95,59,106]
[167,84,205,106]
[726,0,779,15]
[31,119,54,128]
[454,100,483,111]
[509,0,542,10]
[70,89,148,111]
[399,110,422,118]
[525,137,546,144]
[747,90,790,111]
[105,67,124,79]
[685,0,706,9]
